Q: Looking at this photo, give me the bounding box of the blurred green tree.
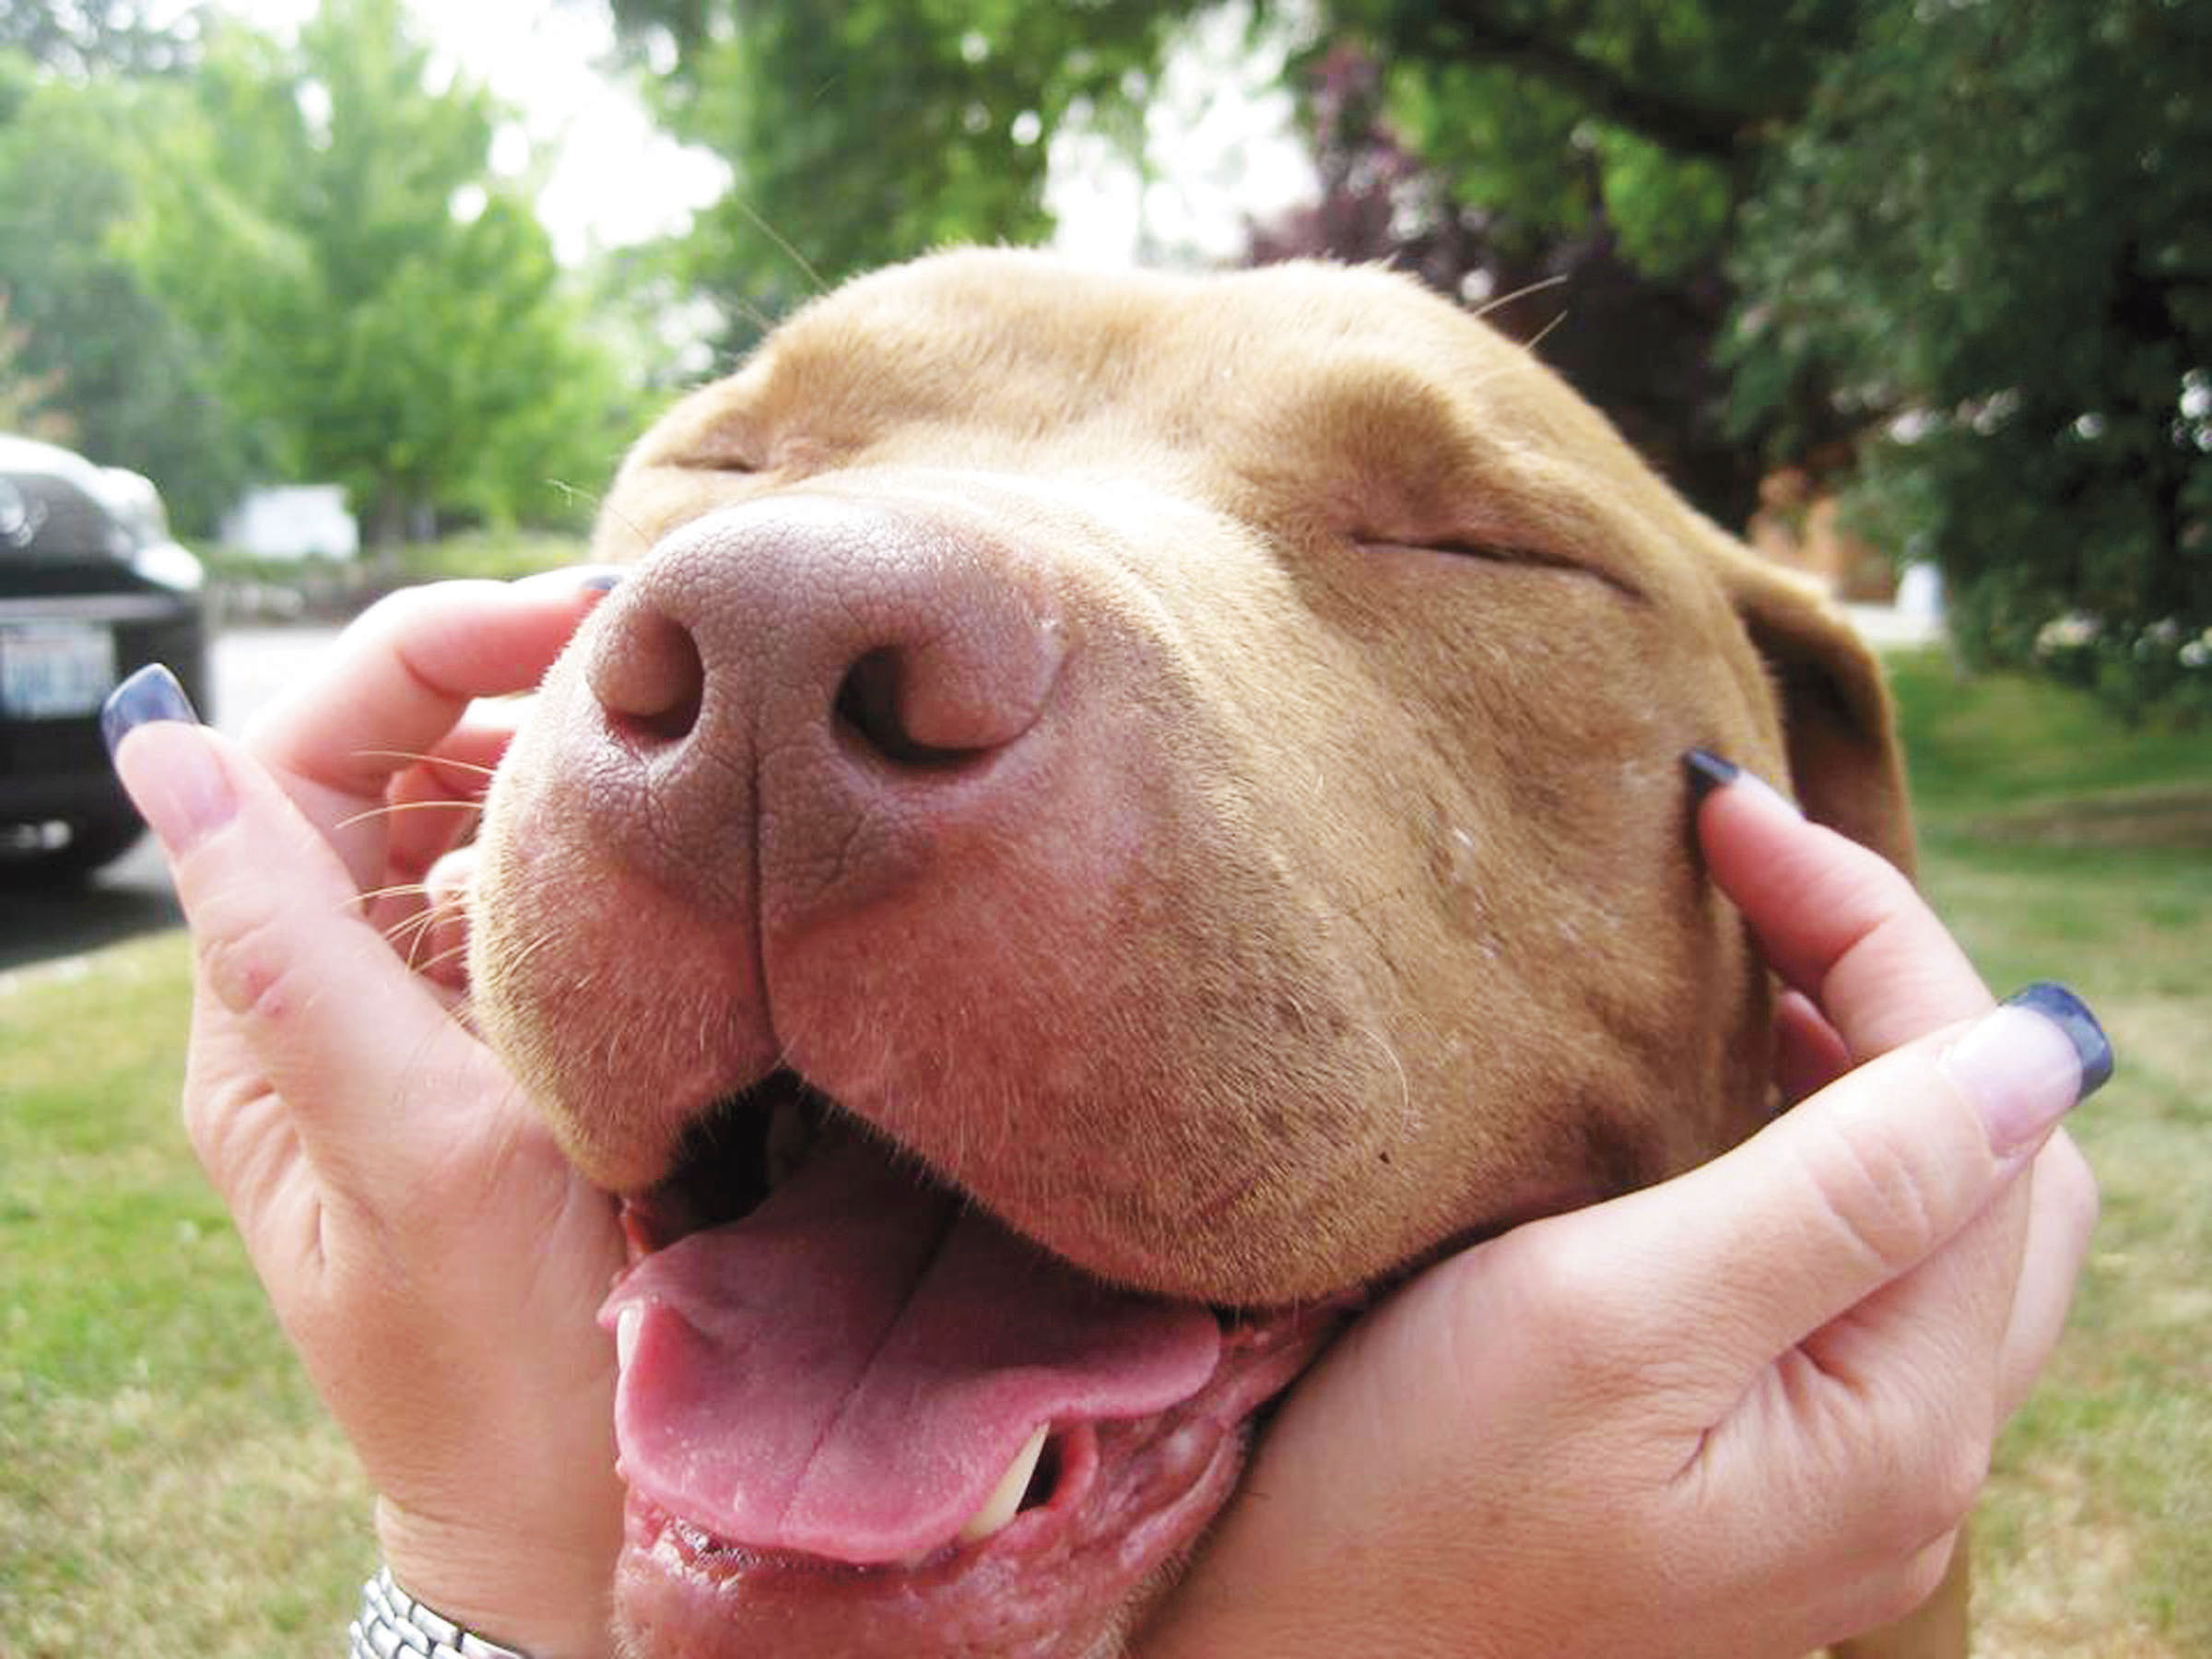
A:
[0,0,199,77]
[0,54,260,532]
[0,292,74,441]
[1727,0,2212,717]
[606,0,1189,337]
[126,0,633,541]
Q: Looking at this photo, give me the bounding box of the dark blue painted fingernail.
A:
[1683,748,1741,805]
[2003,982,2114,1100]
[100,663,201,758]
[579,571,622,594]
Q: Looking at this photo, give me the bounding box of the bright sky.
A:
[212,0,727,264]
[210,0,1317,270]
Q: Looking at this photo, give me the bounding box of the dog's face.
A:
[467,250,1910,1658]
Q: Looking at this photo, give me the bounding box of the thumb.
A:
[1582,985,2110,1387]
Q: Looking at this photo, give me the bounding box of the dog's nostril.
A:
[834,648,982,771]
[595,606,706,746]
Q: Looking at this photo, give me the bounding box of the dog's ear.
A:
[1717,543,1917,876]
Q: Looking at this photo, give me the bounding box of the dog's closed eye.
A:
[1357,535,1646,601]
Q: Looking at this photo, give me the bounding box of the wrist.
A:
[353,1567,533,1658]
[375,1496,616,1659]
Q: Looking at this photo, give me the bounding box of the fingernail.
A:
[2003,982,2114,1098]
[1682,748,1802,816]
[514,565,622,596]
[1683,748,1740,804]
[104,683,236,854]
[1944,983,2112,1157]
[100,663,201,754]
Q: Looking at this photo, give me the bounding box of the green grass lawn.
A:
[1883,653,2212,1659]
[0,944,371,1653]
[2,648,2206,1655]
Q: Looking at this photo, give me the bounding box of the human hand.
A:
[1141,757,2104,1659]
[105,576,628,1659]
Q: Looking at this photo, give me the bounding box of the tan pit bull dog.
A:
[466,250,1960,1659]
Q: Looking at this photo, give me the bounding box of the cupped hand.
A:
[107,575,627,1659]
[1141,760,2104,1659]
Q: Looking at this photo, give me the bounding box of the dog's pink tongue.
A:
[601,1133,1220,1565]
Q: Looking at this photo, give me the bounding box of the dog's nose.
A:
[574,494,1067,920]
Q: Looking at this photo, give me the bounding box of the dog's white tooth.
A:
[956,1424,1051,1547]
[616,1305,642,1371]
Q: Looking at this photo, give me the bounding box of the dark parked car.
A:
[1,434,210,880]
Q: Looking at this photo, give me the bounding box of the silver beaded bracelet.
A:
[348,1566,533,1659]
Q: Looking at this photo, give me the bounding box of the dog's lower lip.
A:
[630,1419,1099,1577]
[610,1308,1351,1654]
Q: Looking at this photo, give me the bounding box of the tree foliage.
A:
[1338,0,1860,270]
[1729,0,2212,716]
[0,55,259,531]
[0,0,200,77]
[0,292,74,442]
[607,0,1188,338]
[1248,37,1761,522]
[2,2,640,541]
[124,0,631,539]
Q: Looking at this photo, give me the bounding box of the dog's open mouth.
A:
[598,1071,1356,1653]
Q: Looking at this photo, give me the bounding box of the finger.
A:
[1582,987,2109,1385]
[247,574,612,889]
[113,717,522,1208]
[1791,1162,2032,1468]
[1994,1131,2099,1421]
[360,716,524,942]
[411,844,480,993]
[1821,1530,1967,1657]
[1775,988,1853,1105]
[371,746,485,903]
[1692,758,1990,1058]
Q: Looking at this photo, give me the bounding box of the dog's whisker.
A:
[360,879,437,907]
[490,919,567,984]
[334,799,484,833]
[382,916,441,964]
[1523,309,1571,356]
[603,502,653,554]
[552,478,653,554]
[1473,271,1571,322]
[350,747,500,779]
[1335,877,1422,930]
[381,904,448,954]
[1363,1024,1414,1129]
[547,477,600,516]
[728,194,826,296]
[411,937,473,977]
[725,295,780,345]
[385,900,456,964]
